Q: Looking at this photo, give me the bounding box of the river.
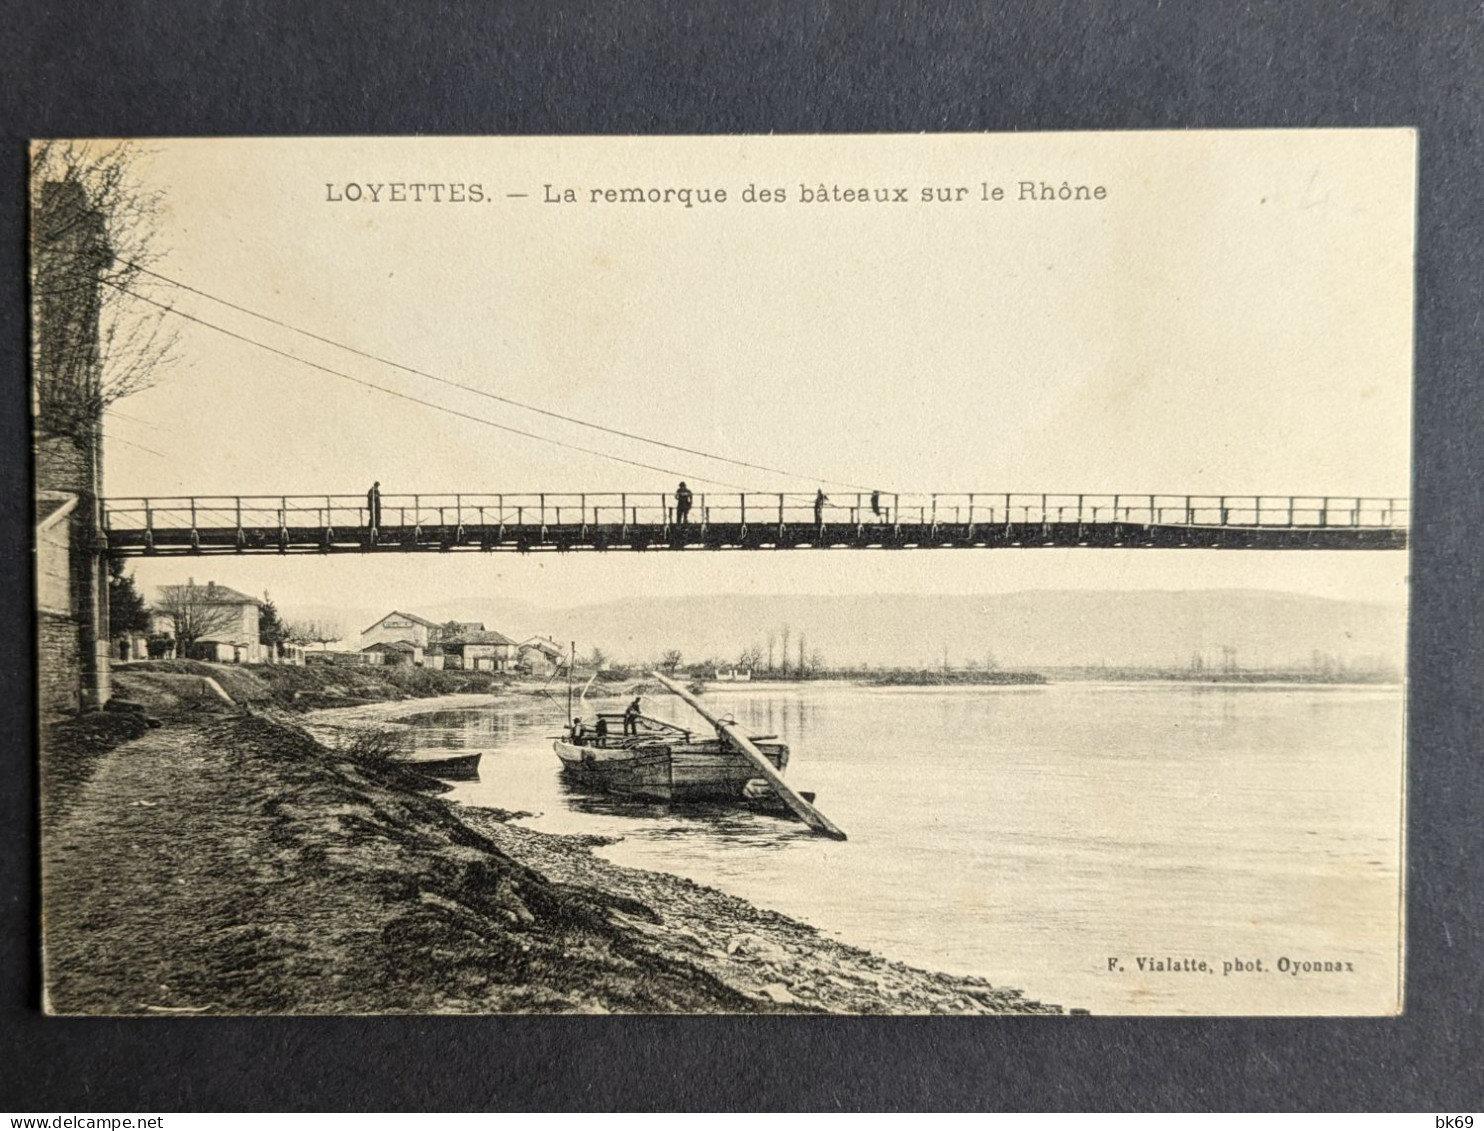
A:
[309,680,1404,1015]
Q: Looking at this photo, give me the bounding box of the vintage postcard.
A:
[33,132,1412,1016]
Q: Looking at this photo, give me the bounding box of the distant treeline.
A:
[1040,666,1402,685]
[863,668,1048,687]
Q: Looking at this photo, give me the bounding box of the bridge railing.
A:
[100,492,1410,536]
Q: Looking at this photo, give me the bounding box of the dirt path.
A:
[42,714,758,1014]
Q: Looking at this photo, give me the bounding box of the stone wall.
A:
[38,612,81,717]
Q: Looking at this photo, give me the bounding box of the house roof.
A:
[519,637,565,657]
[202,583,260,605]
[362,610,440,633]
[444,629,518,647]
[364,640,418,653]
[157,582,261,606]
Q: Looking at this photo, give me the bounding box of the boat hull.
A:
[398,751,482,780]
[554,738,789,802]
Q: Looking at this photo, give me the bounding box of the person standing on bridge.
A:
[814,488,830,526]
[870,490,882,520]
[367,481,382,532]
[675,481,693,525]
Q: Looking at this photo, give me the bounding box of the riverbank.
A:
[456,806,1062,1014]
[116,658,505,711]
[41,676,1065,1015]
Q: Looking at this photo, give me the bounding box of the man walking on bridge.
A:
[675,481,693,525]
[815,488,830,527]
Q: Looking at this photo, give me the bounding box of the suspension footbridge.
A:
[101,491,1409,555]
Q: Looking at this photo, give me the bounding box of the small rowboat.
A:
[554,712,789,802]
[398,751,483,780]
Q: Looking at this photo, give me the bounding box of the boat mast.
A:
[567,640,575,724]
[650,671,847,840]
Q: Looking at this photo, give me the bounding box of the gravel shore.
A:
[458,806,1064,1014]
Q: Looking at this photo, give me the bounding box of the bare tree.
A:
[31,140,180,445]
[779,625,791,676]
[660,649,683,675]
[738,644,763,672]
[287,618,344,650]
[797,633,808,677]
[155,582,240,657]
[765,630,776,673]
[588,646,609,670]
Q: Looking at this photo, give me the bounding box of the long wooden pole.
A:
[650,672,846,840]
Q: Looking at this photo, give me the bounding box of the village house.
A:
[517,635,567,676]
[439,629,519,672]
[362,640,422,667]
[360,610,442,651]
[151,581,266,664]
[357,610,546,672]
[709,667,754,682]
[360,611,487,667]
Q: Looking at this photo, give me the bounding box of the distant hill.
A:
[301,589,1405,671]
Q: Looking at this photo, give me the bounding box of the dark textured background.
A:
[2,0,1480,1112]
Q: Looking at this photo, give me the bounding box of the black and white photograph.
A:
[33,131,1413,1017]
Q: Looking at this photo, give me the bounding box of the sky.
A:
[80,133,1414,614]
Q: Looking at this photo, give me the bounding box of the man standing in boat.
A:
[675,481,693,525]
[623,695,642,736]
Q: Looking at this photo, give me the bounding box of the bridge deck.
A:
[102,491,1409,554]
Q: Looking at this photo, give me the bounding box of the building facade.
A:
[363,640,422,666]
[152,581,266,663]
[439,630,518,672]
[517,635,567,676]
[360,611,442,651]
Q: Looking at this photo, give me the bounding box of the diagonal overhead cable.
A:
[104,279,754,489]
[120,260,875,492]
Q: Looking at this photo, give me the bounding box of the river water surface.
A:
[311,680,1404,1014]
